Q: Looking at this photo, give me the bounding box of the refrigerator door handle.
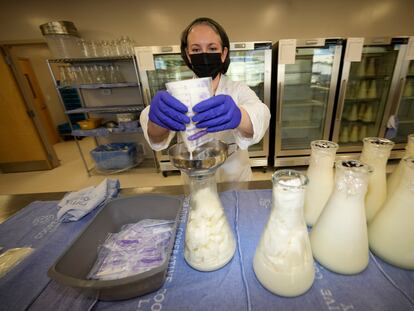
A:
[276,82,284,122]
[391,77,407,116]
[336,79,348,121]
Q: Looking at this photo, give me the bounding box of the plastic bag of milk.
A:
[166,78,214,153]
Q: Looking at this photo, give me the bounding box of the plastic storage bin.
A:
[90,143,141,171]
[48,195,183,300]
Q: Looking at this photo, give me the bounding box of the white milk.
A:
[310,160,371,275]
[387,134,414,197]
[304,140,338,226]
[184,186,236,271]
[369,157,414,269]
[254,170,315,297]
[360,137,394,223]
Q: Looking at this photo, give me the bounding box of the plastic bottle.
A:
[360,137,394,223]
[387,134,414,197]
[304,141,339,226]
[362,104,374,122]
[358,103,367,121]
[359,125,368,141]
[369,156,414,269]
[356,59,366,76]
[348,104,359,121]
[310,160,372,274]
[357,80,368,99]
[253,170,315,297]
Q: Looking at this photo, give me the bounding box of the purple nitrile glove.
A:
[148,91,190,131]
[192,95,242,133]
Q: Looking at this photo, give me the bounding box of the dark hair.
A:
[180,17,230,74]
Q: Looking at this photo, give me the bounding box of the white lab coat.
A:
[140,75,271,182]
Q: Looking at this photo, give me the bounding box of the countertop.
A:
[0,181,272,224]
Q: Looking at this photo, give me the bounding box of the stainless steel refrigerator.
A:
[135,42,272,174]
[333,36,413,157]
[273,38,344,166]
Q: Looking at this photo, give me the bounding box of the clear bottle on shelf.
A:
[254,170,315,297]
[387,134,414,197]
[360,137,394,223]
[304,141,339,226]
[310,160,372,274]
[358,103,367,121]
[369,156,414,269]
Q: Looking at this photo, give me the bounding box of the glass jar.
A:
[304,140,338,226]
[387,134,414,197]
[369,156,414,269]
[310,160,372,275]
[184,172,236,271]
[360,137,394,223]
[253,170,314,297]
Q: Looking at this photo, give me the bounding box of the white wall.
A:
[0,0,413,44]
[1,0,413,130]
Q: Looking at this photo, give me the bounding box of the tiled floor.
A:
[0,138,274,195]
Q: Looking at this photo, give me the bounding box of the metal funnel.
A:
[168,140,229,176]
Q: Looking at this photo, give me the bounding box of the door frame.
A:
[0,43,59,168]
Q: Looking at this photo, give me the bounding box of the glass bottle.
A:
[387,134,414,197]
[185,172,236,271]
[253,170,315,297]
[360,137,394,223]
[310,160,372,274]
[369,156,414,269]
[304,140,339,226]
[349,124,359,142]
[339,125,350,143]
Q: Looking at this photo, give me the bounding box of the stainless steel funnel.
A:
[168,140,229,176]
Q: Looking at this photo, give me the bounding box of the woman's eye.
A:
[209,47,218,52]
[191,48,201,53]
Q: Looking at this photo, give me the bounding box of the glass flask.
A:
[369,157,414,269]
[253,170,315,297]
[387,134,414,197]
[304,140,339,226]
[310,160,372,275]
[360,137,394,223]
[185,172,236,271]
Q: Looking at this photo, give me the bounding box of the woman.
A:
[140,17,270,182]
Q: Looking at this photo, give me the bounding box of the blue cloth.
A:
[0,201,105,310]
[0,190,413,311]
[57,178,119,222]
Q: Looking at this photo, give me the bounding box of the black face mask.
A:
[189,53,224,79]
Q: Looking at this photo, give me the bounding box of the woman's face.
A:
[186,24,228,63]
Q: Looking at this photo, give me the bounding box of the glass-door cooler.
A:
[135,42,272,173]
[382,37,414,150]
[273,38,343,166]
[332,37,411,157]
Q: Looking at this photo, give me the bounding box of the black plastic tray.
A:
[48,194,182,301]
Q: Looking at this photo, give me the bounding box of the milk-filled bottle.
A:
[350,124,359,142]
[360,137,394,223]
[369,157,414,269]
[357,80,368,99]
[387,134,414,197]
[304,140,339,226]
[253,170,315,297]
[310,160,372,274]
[185,173,236,271]
[367,80,377,99]
[366,58,376,76]
[339,125,350,143]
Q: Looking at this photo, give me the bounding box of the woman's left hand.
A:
[192,95,241,132]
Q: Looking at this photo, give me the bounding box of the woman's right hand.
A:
[148,91,190,131]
